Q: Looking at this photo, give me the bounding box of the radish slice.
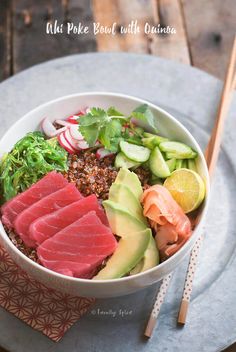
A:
[77,140,89,150]
[64,129,80,151]
[57,133,76,154]
[96,148,115,159]
[67,115,79,124]
[51,126,67,136]
[41,117,57,137]
[55,119,75,127]
[66,108,89,124]
[69,125,84,141]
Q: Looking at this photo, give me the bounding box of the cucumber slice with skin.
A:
[159,141,197,159]
[188,159,198,172]
[115,152,141,169]
[149,146,170,178]
[166,158,176,172]
[120,141,150,162]
[175,159,183,169]
[143,132,168,140]
[165,151,197,159]
[182,160,188,168]
[142,136,168,149]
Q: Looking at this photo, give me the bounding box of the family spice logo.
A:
[46,20,176,36]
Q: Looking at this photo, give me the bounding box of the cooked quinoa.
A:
[64,150,151,200]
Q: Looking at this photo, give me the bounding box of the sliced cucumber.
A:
[115,152,140,169]
[149,146,170,178]
[166,158,176,172]
[143,132,168,140]
[188,159,198,172]
[159,141,197,159]
[175,159,183,169]
[182,160,188,168]
[166,151,197,159]
[142,135,168,149]
[120,141,150,162]
[142,137,166,149]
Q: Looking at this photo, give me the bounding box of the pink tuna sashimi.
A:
[14,183,83,247]
[1,171,68,229]
[37,211,117,278]
[39,260,94,278]
[29,194,109,245]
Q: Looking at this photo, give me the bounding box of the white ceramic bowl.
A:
[0,92,210,298]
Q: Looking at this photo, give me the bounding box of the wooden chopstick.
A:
[178,34,236,325]
[144,274,172,337]
[144,34,236,337]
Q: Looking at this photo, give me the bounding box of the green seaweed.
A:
[0,132,68,202]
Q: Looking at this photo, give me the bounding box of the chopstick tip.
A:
[177,299,189,325]
[144,315,157,338]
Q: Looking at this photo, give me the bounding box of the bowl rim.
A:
[0,91,210,284]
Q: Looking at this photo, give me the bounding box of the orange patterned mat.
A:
[0,246,95,342]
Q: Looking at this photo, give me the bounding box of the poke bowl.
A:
[0,92,210,298]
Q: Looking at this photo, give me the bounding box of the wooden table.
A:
[0,0,235,81]
[0,1,235,351]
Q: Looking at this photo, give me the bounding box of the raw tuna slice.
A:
[1,171,68,229]
[39,260,94,278]
[14,183,83,247]
[29,194,109,245]
[37,211,117,278]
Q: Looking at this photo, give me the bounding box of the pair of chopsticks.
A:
[145,34,236,337]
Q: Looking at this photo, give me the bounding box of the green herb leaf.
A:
[99,119,122,151]
[131,104,158,132]
[107,106,124,117]
[79,108,109,127]
[79,123,100,146]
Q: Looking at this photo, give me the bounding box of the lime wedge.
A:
[163,168,205,213]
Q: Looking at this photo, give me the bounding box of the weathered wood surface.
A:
[92,0,154,53]
[12,0,96,73]
[0,0,11,81]
[182,0,236,80]
[92,0,190,64]
[150,0,190,64]
[0,0,235,79]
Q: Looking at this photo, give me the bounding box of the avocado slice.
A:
[103,200,146,237]
[130,236,159,275]
[109,183,147,225]
[93,229,151,280]
[114,168,143,201]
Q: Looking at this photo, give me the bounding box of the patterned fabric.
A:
[0,246,95,342]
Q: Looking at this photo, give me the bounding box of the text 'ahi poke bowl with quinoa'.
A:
[0,93,209,297]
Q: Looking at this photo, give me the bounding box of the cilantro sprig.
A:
[78,104,158,151]
[79,107,127,151]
